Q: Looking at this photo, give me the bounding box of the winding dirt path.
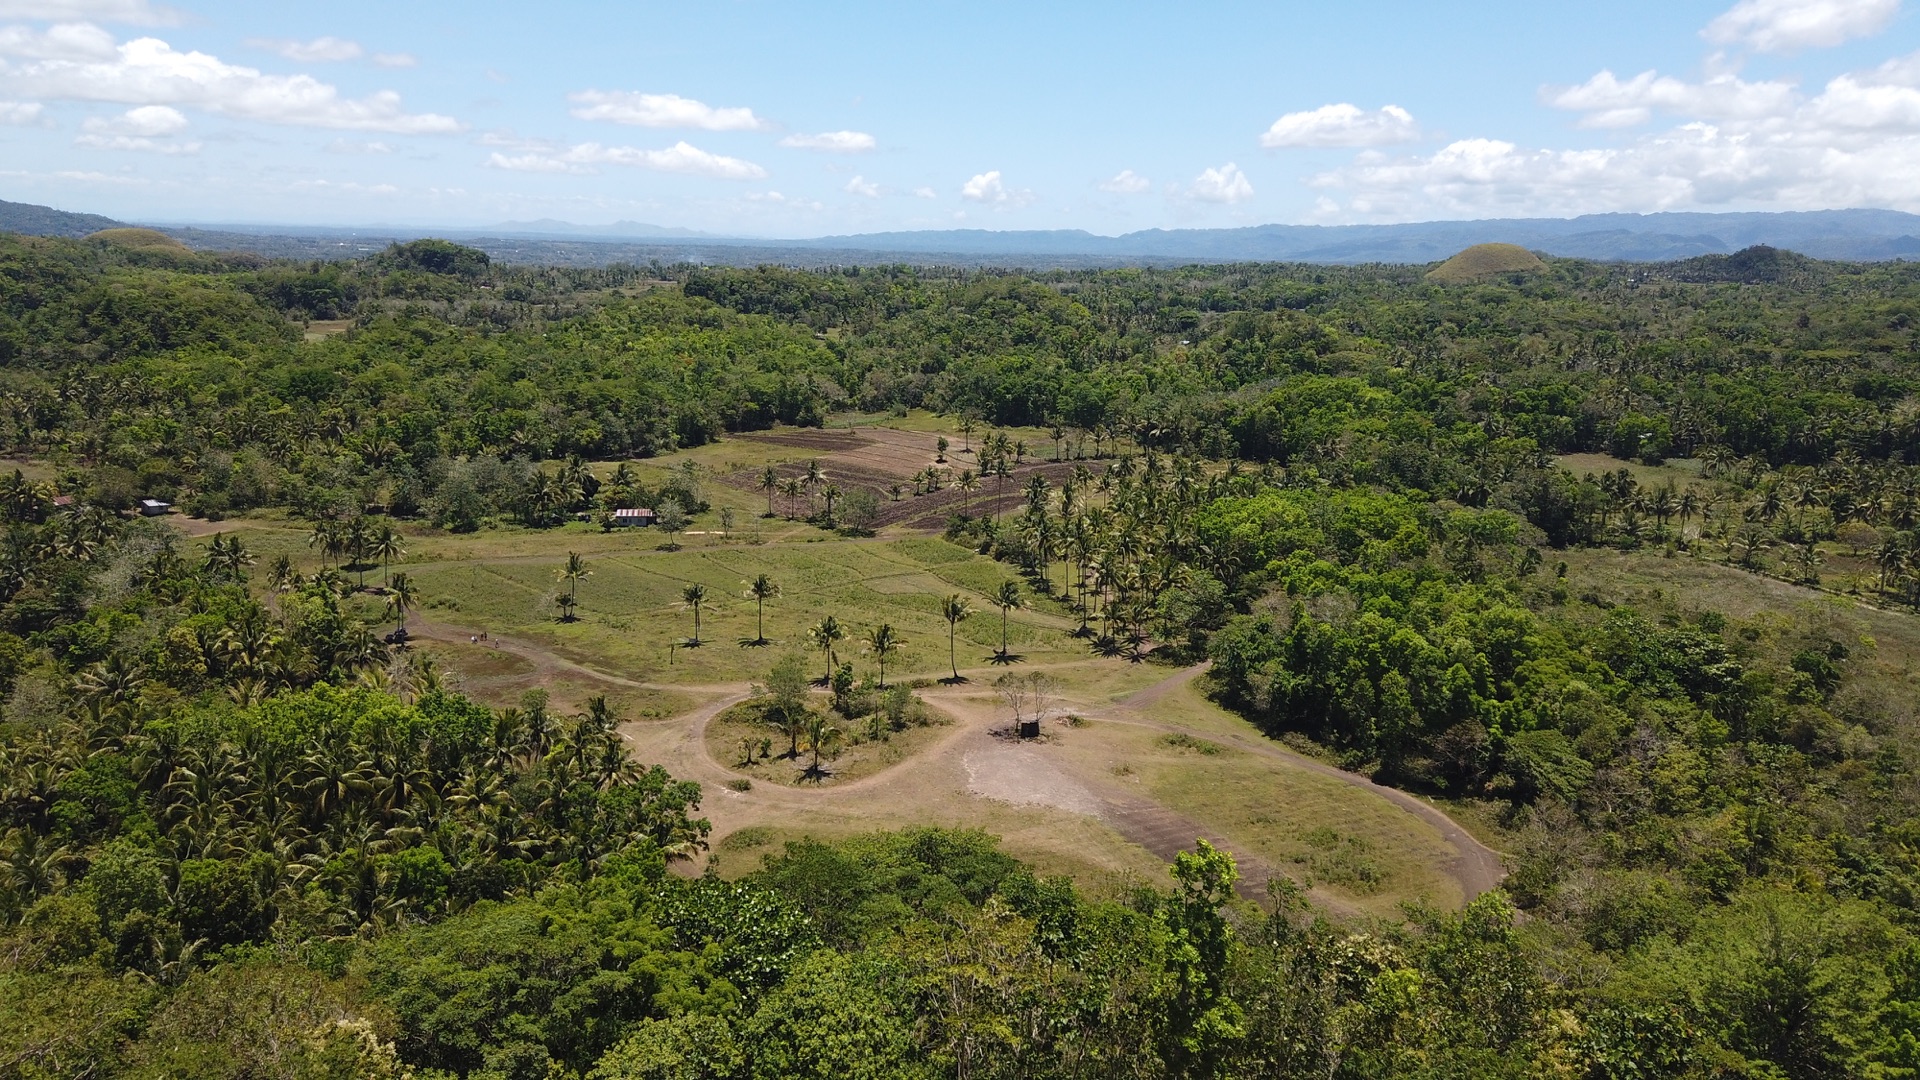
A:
[410,617,1505,909]
[1105,664,1508,901]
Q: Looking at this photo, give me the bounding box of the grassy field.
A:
[1555,452,1703,489]
[166,423,1501,918]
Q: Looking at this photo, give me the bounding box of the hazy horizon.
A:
[4,0,1920,236]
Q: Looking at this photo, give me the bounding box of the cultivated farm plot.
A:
[722,424,1094,529]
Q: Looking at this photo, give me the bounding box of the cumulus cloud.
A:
[247,36,362,63]
[81,101,181,133]
[1547,69,1800,127]
[75,101,192,151]
[371,52,415,69]
[1306,19,1920,222]
[0,21,118,60]
[1190,162,1254,203]
[1312,111,1920,219]
[778,129,875,152]
[1703,0,1898,53]
[1259,103,1419,148]
[2,32,463,132]
[567,90,768,131]
[844,174,880,197]
[1099,168,1150,193]
[0,99,40,122]
[487,140,767,179]
[912,185,935,198]
[0,0,177,25]
[960,169,1033,205]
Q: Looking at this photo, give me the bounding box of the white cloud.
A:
[912,185,935,198]
[486,151,588,174]
[1260,103,1419,148]
[291,179,399,195]
[475,129,555,152]
[75,102,190,151]
[0,98,39,122]
[1306,34,1920,222]
[748,190,824,210]
[371,52,415,69]
[81,102,181,134]
[0,21,117,60]
[3,34,464,132]
[325,137,391,154]
[1190,162,1255,203]
[960,169,1035,205]
[1703,0,1898,52]
[844,174,880,197]
[567,90,768,131]
[52,168,145,183]
[779,129,875,152]
[75,131,195,152]
[1099,168,1151,193]
[0,0,177,25]
[247,36,362,63]
[1548,69,1799,127]
[1311,115,1920,219]
[487,140,767,179]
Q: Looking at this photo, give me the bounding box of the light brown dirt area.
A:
[644,664,1501,919]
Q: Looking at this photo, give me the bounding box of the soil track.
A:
[412,613,1506,911]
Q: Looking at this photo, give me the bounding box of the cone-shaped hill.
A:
[1426,242,1546,283]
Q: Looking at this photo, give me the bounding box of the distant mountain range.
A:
[0,198,125,238]
[6,196,1920,266]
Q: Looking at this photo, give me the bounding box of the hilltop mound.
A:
[88,227,191,252]
[1426,243,1546,283]
[1664,244,1821,284]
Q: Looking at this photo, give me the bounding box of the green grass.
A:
[399,535,1091,686]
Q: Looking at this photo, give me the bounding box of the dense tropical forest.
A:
[3,229,1920,1077]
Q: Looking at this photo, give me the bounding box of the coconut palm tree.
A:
[346,516,373,589]
[803,710,842,779]
[759,466,780,517]
[803,460,825,516]
[557,552,589,622]
[371,523,405,585]
[991,580,1023,661]
[865,623,903,687]
[940,594,974,682]
[386,572,419,633]
[807,615,846,685]
[265,552,298,594]
[744,574,779,646]
[681,583,707,645]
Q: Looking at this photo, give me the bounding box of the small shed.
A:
[49,495,75,511]
[612,507,657,527]
[138,498,171,516]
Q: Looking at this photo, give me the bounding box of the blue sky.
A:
[2,0,1919,235]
